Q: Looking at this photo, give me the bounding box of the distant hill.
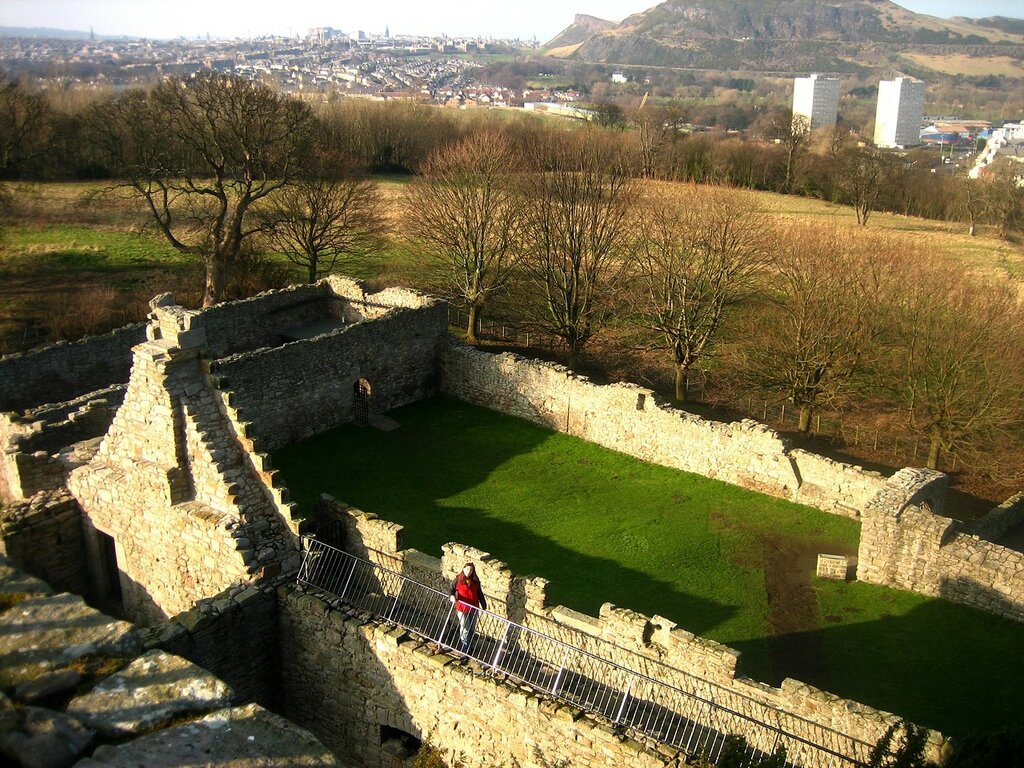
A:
[970,16,1024,36]
[546,14,617,49]
[546,0,1024,75]
[0,27,136,41]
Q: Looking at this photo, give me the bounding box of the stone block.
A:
[68,650,233,737]
[816,554,849,580]
[0,706,94,768]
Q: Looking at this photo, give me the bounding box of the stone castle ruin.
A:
[1,276,1022,766]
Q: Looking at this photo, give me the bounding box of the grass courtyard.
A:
[274,397,1024,739]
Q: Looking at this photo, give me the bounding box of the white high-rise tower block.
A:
[792,74,840,130]
[873,77,926,148]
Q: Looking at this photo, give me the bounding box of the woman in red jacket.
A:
[449,562,487,654]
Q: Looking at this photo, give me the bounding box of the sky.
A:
[1,0,1023,42]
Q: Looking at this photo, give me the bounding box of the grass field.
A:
[274,397,1024,738]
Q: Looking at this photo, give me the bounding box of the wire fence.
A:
[297,536,873,768]
[447,307,960,474]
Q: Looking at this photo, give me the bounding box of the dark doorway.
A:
[96,530,124,611]
[379,724,421,765]
[354,378,371,427]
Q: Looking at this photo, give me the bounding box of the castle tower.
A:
[873,77,926,149]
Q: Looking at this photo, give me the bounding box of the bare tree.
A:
[261,170,388,283]
[632,105,682,179]
[89,73,313,306]
[518,131,637,369]
[0,77,50,177]
[634,186,770,403]
[831,132,893,226]
[891,266,1024,470]
[958,177,986,237]
[773,112,811,194]
[983,161,1024,239]
[741,225,897,432]
[405,132,521,344]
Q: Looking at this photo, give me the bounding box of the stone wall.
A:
[144,582,282,709]
[313,499,948,764]
[857,469,1024,622]
[441,343,885,518]
[197,284,337,358]
[0,324,144,413]
[213,288,447,452]
[0,490,89,596]
[279,585,675,768]
[69,300,302,625]
[970,492,1024,543]
[0,555,338,768]
[0,386,123,502]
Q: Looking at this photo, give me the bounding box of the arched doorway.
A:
[353,378,371,427]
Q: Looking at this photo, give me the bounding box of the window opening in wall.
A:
[379,725,421,763]
[96,530,124,613]
[354,378,372,427]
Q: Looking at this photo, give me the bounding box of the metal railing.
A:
[297,537,872,768]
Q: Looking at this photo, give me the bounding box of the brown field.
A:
[902,52,1024,77]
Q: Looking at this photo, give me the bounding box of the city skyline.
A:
[2,0,1024,42]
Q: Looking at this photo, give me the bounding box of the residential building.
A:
[874,77,926,148]
[792,74,840,130]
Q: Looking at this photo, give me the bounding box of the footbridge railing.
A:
[297,536,873,768]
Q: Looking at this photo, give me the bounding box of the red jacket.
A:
[450,574,486,613]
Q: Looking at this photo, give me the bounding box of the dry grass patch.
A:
[902,53,1024,77]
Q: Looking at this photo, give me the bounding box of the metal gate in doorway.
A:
[354,378,371,426]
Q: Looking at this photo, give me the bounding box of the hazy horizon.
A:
[2,0,1023,42]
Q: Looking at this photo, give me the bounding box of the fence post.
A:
[490,623,511,670]
[338,558,357,600]
[550,647,571,696]
[614,674,636,725]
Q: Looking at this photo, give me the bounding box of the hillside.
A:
[547,0,1024,75]
[545,14,617,49]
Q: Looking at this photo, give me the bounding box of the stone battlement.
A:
[316,497,949,764]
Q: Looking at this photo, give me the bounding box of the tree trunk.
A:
[798,405,812,433]
[466,304,480,345]
[203,255,226,307]
[927,437,942,470]
[675,364,689,404]
[567,342,581,371]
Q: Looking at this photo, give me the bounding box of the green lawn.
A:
[274,397,1024,737]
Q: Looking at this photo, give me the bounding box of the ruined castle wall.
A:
[441,344,885,517]
[0,490,89,596]
[214,299,448,451]
[0,387,124,502]
[310,500,946,763]
[971,493,1024,543]
[857,469,1024,622]
[0,324,144,412]
[69,343,272,625]
[279,586,674,768]
[197,285,337,358]
[147,583,281,708]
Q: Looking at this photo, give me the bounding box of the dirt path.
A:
[760,534,856,683]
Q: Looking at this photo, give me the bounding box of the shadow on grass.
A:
[273,397,1024,741]
[274,397,738,639]
[730,580,1024,739]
